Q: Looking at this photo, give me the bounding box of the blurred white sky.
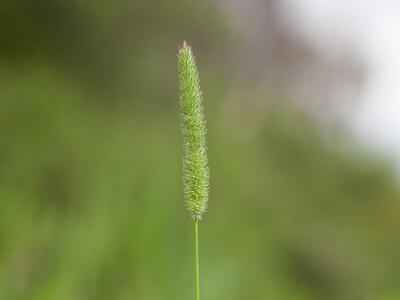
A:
[283,0,400,166]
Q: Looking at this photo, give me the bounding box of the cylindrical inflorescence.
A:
[177,41,209,221]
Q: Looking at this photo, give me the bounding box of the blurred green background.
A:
[1,1,400,299]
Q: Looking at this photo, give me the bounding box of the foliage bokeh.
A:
[1,1,400,300]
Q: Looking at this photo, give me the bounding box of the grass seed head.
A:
[177,41,209,221]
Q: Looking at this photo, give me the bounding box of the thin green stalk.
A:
[195,220,200,300]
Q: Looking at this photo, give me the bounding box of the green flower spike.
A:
[178,41,210,221]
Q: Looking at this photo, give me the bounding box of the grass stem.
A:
[195,220,200,300]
